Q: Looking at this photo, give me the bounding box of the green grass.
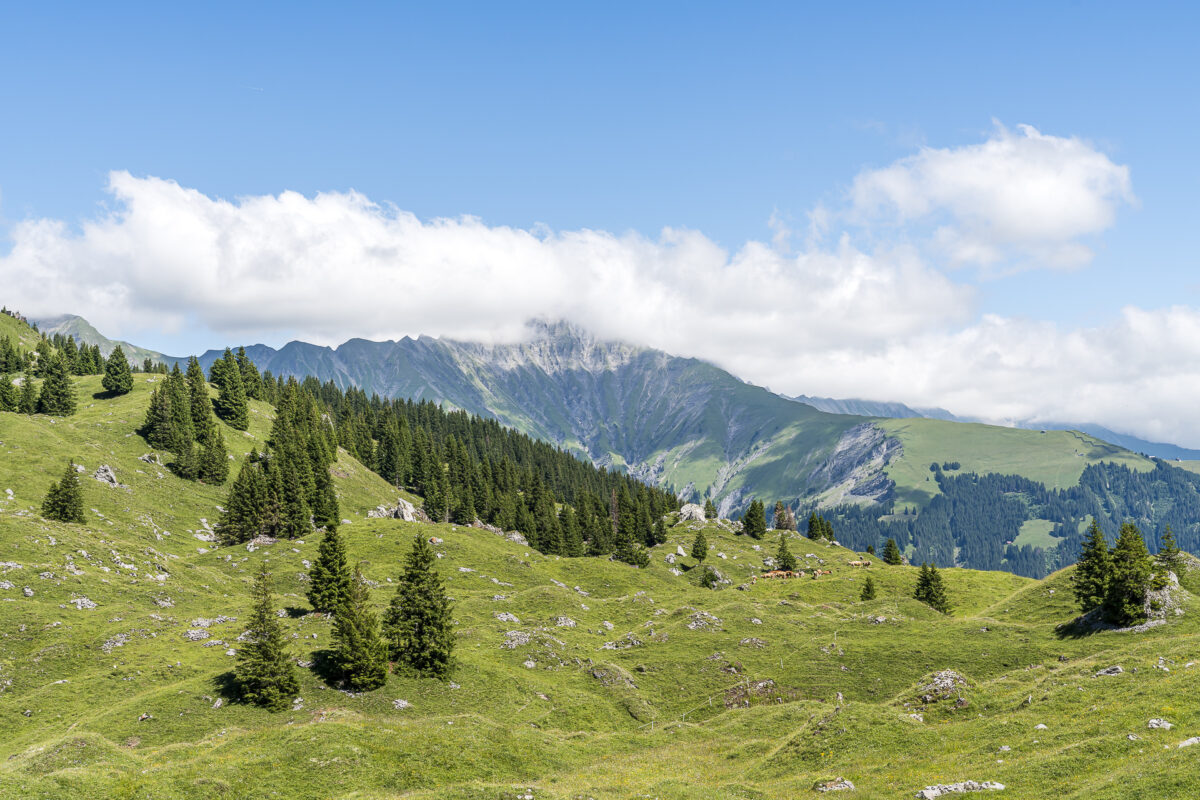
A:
[1014,519,1061,550]
[879,418,1156,507]
[2,379,1200,799]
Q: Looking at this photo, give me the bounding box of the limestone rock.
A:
[1094,665,1124,677]
[678,503,706,522]
[93,465,126,488]
[813,777,855,792]
[915,781,1005,798]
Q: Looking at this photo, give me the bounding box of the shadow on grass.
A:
[91,389,124,401]
[213,670,244,703]
[283,605,312,619]
[309,648,342,686]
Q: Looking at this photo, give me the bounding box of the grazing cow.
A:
[847,560,871,567]
[811,569,832,579]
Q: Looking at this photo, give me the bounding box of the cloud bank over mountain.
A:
[5,124,1197,446]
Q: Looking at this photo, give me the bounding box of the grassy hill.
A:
[879,418,1155,509]
[2,376,1200,798]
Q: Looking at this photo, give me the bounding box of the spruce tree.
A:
[218,457,267,544]
[186,357,215,446]
[704,498,717,520]
[423,468,449,523]
[18,370,37,414]
[312,464,340,531]
[101,345,133,395]
[235,563,300,710]
[742,499,766,539]
[882,538,903,565]
[1072,519,1112,613]
[914,562,950,613]
[332,566,389,691]
[807,511,822,540]
[860,574,877,601]
[308,525,352,614]
[212,349,250,430]
[776,533,797,572]
[612,525,651,567]
[237,346,264,400]
[199,429,229,484]
[0,374,16,412]
[36,354,76,416]
[1158,525,1184,575]
[650,515,666,546]
[559,506,585,557]
[1103,522,1153,626]
[382,535,455,678]
[41,461,86,524]
[691,530,708,564]
[773,501,795,531]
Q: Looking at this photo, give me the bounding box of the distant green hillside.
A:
[33,313,174,366]
[2,371,1200,798]
[880,418,1154,508]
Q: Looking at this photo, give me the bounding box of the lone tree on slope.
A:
[235,563,300,710]
[383,535,455,679]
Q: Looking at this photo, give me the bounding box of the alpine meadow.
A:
[4,4,1200,798]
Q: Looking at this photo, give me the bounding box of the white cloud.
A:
[850,122,1135,269]
[0,169,969,355]
[5,125,1198,446]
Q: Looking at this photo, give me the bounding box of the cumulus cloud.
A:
[850,122,1135,269]
[4,125,1197,445]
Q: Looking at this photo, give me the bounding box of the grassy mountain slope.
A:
[880,418,1155,508]
[2,380,1200,797]
[32,314,175,366]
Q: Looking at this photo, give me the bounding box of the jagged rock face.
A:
[808,423,901,506]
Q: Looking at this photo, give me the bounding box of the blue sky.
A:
[3,2,1200,443]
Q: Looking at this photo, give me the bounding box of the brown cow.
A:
[811,569,832,579]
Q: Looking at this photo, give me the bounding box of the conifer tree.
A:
[278,458,311,539]
[612,524,651,567]
[1072,519,1112,613]
[332,566,389,691]
[382,535,455,678]
[308,525,352,614]
[235,563,300,710]
[559,506,585,557]
[219,456,267,544]
[423,467,449,523]
[101,345,133,395]
[199,428,229,484]
[860,574,877,601]
[212,349,250,430]
[742,499,766,539]
[1158,525,1183,575]
[312,464,341,532]
[776,533,797,572]
[914,562,950,613]
[237,346,264,400]
[18,369,37,414]
[704,498,717,520]
[691,530,708,564]
[36,354,76,416]
[773,501,796,531]
[186,357,215,445]
[41,461,86,524]
[1103,522,1153,626]
[882,538,903,565]
[807,511,822,540]
[0,374,16,412]
[652,516,668,547]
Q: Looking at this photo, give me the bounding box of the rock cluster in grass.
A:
[915,781,1005,798]
[93,465,126,489]
[686,611,722,630]
[367,497,420,522]
[678,503,705,522]
[813,777,855,792]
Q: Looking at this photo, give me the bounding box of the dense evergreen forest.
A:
[217,367,680,563]
[821,460,1200,578]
